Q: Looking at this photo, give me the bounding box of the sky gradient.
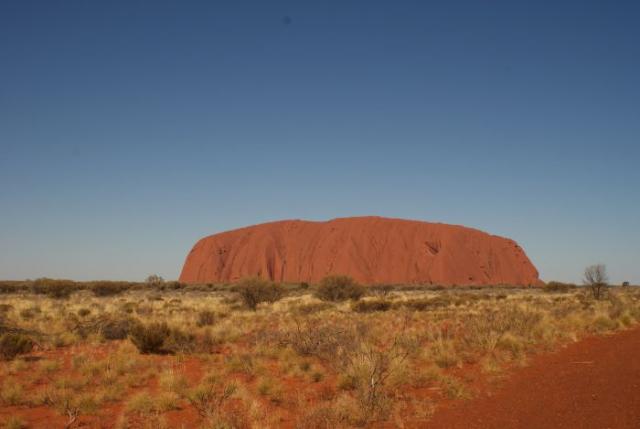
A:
[1,1,639,284]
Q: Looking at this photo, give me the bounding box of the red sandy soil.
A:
[427,326,640,429]
[0,343,205,428]
[2,328,640,428]
[0,341,335,428]
[180,216,541,286]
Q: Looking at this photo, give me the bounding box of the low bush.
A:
[440,376,470,399]
[337,373,358,391]
[295,302,334,315]
[315,276,365,302]
[164,281,184,290]
[100,317,133,340]
[460,305,542,353]
[592,315,618,332]
[394,297,453,311]
[19,307,40,320]
[430,339,459,368]
[164,328,197,354]
[352,299,391,313]
[196,310,216,327]
[257,377,284,403]
[129,322,171,354]
[187,376,237,420]
[544,281,577,293]
[0,333,33,360]
[371,284,394,297]
[129,321,197,354]
[90,281,129,297]
[224,353,256,376]
[32,278,77,299]
[281,319,365,369]
[233,278,284,310]
[0,282,29,295]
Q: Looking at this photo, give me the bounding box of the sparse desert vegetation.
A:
[0,278,639,428]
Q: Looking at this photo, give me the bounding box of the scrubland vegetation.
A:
[0,276,639,428]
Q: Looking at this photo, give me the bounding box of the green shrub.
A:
[0,333,33,360]
[315,276,365,302]
[129,322,171,354]
[233,278,284,310]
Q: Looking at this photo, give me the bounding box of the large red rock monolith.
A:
[179,217,541,286]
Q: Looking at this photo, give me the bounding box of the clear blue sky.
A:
[1,1,638,283]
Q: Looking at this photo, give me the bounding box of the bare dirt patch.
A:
[428,326,640,429]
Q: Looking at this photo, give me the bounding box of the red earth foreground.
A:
[180,216,541,286]
[428,326,640,429]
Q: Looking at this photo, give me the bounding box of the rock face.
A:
[179,217,541,286]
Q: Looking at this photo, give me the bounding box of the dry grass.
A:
[0,282,639,427]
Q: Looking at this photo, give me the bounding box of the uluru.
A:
[179,216,541,286]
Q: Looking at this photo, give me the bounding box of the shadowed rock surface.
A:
[179,216,541,286]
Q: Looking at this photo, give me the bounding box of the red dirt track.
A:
[428,327,640,429]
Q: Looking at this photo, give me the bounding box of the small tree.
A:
[129,322,171,354]
[145,274,164,286]
[583,264,609,300]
